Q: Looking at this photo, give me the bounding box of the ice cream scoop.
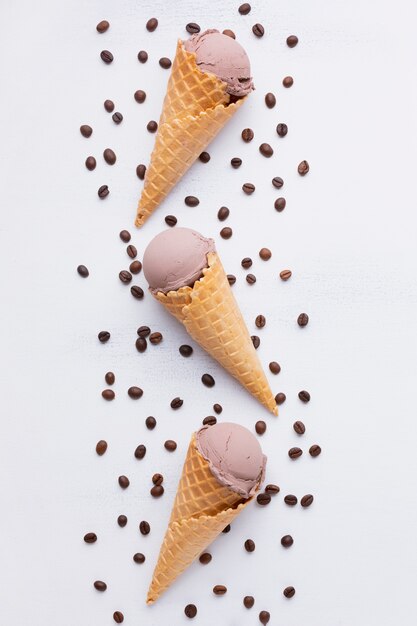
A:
[143,227,215,294]
[184,29,254,97]
[196,422,266,497]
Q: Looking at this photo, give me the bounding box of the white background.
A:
[1,0,417,624]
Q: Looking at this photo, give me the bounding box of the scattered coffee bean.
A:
[184,604,197,618]
[287,35,299,47]
[96,20,110,33]
[203,415,217,426]
[246,273,256,284]
[255,420,266,435]
[252,23,264,37]
[241,128,254,142]
[98,331,111,343]
[283,76,293,87]
[136,164,146,180]
[309,444,322,457]
[298,160,310,176]
[276,123,288,137]
[223,29,236,39]
[275,392,286,405]
[146,416,156,429]
[251,335,260,349]
[100,50,113,64]
[113,611,124,623]
[275,197,286,212]
[102,389,115,401]
[244,539,255,552]
[96,440,108,455]
[147,120,158,132]
[179,344,193,357]
[227,274,236,285]
[119,230,131,243]
[130,261,142,274]
[301,494,314,507]
[280,269,292,281]
[146,17,158,32]
[255,315,266,328]
[265,92,276,108]
[213,403,222,414]
[119,270,132,284]
[241,257,252,269]
[103,148,116,165]
[272,176,284,189]
[239,3,251,15]
[293,421,306,435]
[138,50,148,63]
[164,439,177,451]
[80,124,92,138]
[150,484,164,497]
[242,182,255,194]
[281,534,294,547]
[201,373,215,388]
[213,585,227,596]
[199,151,210,163]
[222,524,231,533]
[283,586,295,598]
[85,156,96,171]
[112,112,123,124]
[135,337,147,352]
[117,515,127,527]
[257,493,271,506]
[139,520,150,535]
[259,247,272,261]
[284,494,298,506]
[259,143,273,157]
[104,99,114,112]
[134,444,146,459]
[259,611,270,625]
[231,157,242,168]
[184,195,199,207]
[98,185,109,199]
[298,390,310,403]
[94,580,107,591]
[288,447,303,459]
[220,227,232,239]
[218,206,230,221]
[244,595,255,608]
[77,264,89,277]
[133,552,145,564]
[131,287,144,302]
[126,245,137,259]
[186,22,200,34]
[84,532,97,543]
[165,215,177,227]
[118,475,129,489]
[152,473,163,486]
[269,361,281,374]
[159,57,171,69]
[149,332,163,345]
[298,313,309,327]
[134,89,146,103]
[265,484,280,495]
[128,386,143,399]
[199,552,212,564]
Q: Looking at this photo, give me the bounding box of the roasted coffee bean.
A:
[118,475,130,489]
[100,50,113,64]
[281,534,294,547]
[98,331,110,343]
[152,473,163,485]
[149,332,163,345]
[104,99,114,112]
[128,386,143,399]
[199,552,212,564]
[119,270,132,284]
[246,273,256,284]
[202,415,217,426]
[220,227,232,239]
[213,585,227,595]
[298,313,309,327]
[184,604,198,618]
[119,230,131,242]
[298,159,309,175]
[201,373,215,388]
[275,197,286,212]
[259,610,270,624]
[255,315,266,328]
[130,285,144,299]
[164,439,177,451]
[213,403,223,414]
[244,595,255,608]
[275,392,286,405]
[298,390,310,403]
[184,195,199,207]
[265,92,276,108]
[112,112,123,124]
[309,444,322,457]
[96,20,110,33]
[265,484,280,495]
[134,89,146,103]
[94,580,107,591]
[80,124,92,138]
[147,120,158,132]
[159,57,171,69]
[301,494,314,507]
[259,247,272,260]
[272,176,284,189]
[256,492,271,506]
[146,17,158,31]
[146,416,156,429]
[251,335,260,349]
[252,23,264,37]
[130,260,142,274]
[103,148,116,165]
[98,185,109,199]
[170,397,183,409]
[199,151,210,163]
[186,22,200,34]
[241,128,254,142]
[126,245,137,259]
[276,123,288,137]
[244,539,255,552]
[269,361,281,374]
[284,494,297,506]
[77,264,89,277]
[150,484,164,497]
[139,520,150,535]
[217,206,230,221]
[231,157,242,168]
[287,34,299,47]
[288,447,303,459]
[283,586,295,598]
[179,344,193,357]
[84,532,97,543]
[255,420,266,435]
[239,3,251,15]
[242,182,255,194]
[280,269,292,281]
[117,515,127,527]
[293,421,306,435]
[102,389,115,401]
[259,143,273,157]
[227,274,236,285]
[136,164,146,180]
[283,76,293,87]
[134,444,146,459]
[223,29,235,39]
[96,440,108,455]
[222,524,231,533]
[133,552,145,563]
[135,337,147,352]
[165,215,177,227]
[85,156,96,171]
[241,257,252,269]
[138,50,148,63]
[113,611,124,623]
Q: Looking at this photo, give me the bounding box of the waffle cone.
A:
[147,434,253,604]
[135,40,246,227]
[153,252,277,415]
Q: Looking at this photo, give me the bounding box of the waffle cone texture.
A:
[147,434,254,603]
[153,252,277,415]
[135,40,246,227]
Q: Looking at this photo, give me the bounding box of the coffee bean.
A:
[146,17,158,31]
[220,227,232,239]
[256,493,271,506]
[133,552,145,563]
[223,29,236,39]
[227,274,236,285]
[298,390,310,403]
[281,534,294,547]
[197,152,210,166]
[96,440,108,455]
[272,176,284,189]
[265,92,276,108]
[241,128,254,142]
[77,264,89,277]
[255,420,266,435]
[94,580,107,591]
[301,494,314,507]
[259,610,270,624]
[241,257,252,269]
[131,288,144,303]
[149,332,163,345]
[185,604,197,618]
[298,312,309,327]
[280,269,292,281]
[231,157,242,168]
[165,214,177,227]
[269,361,281,374]
[186,22,200,34]
[130,261,142,274]
[102,389,115,401]
[100,50,113,64]
[242,182,255,194]
[113,611,124,623]
[117,515,127,527]
[222,524,231,533]
[85,156,96,171]
[244,539,255,552]
[146,416,156,429]
[275,392,286,405]
[151,473,163,486]
[150,484,164,497]
[309,444,322,457]
[265,484,280,495]
[284,494,297,506]
[112,112,123,124]
[275,197,286,212]
[283,76,293,87]
[202,373,215,387]
[251,335,260,349]
[84,532,97,543]
[213,403,223,414]
[298,159,309,175]
[179,344,193,357]
[98,185,109,199]
[244,595,255,608]
[139,520,150,535]
[104,99,114,112]
[217,206,230,221]
[118,475,129,489]
[147,120,158,132]
[136,164,146,180]
[128,386,143,399]
[134,89,146,103]
[134,444,146,459]
[184,195,199,207]
[164,439,177,451]
[138,50,148,63]
[293,421,306,435]
[159,57,171,69]
[287,35,299,47]
[252,23,264,37]
[96,20,110,33]
[126,245,137,260]
[199,552,212,564]
[276,123,288,137]
[283,586,295,598]
[259,248,272,261]
[98,331,110,343]
[119,230,131,243]
[203,415,217,426]
[80,124,92,138]
[135,337,147,352]
[255,314,266,328]
[103,148,116,165]
[119,270,132,284]
[246,273,256,284]
[213,585,227,595]
[288,447,303,459]
[239,3,251,15]
[259,143,273,157]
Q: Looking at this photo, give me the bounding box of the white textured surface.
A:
[1,0,417,625]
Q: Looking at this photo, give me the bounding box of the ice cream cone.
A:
[135,40,246,227]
